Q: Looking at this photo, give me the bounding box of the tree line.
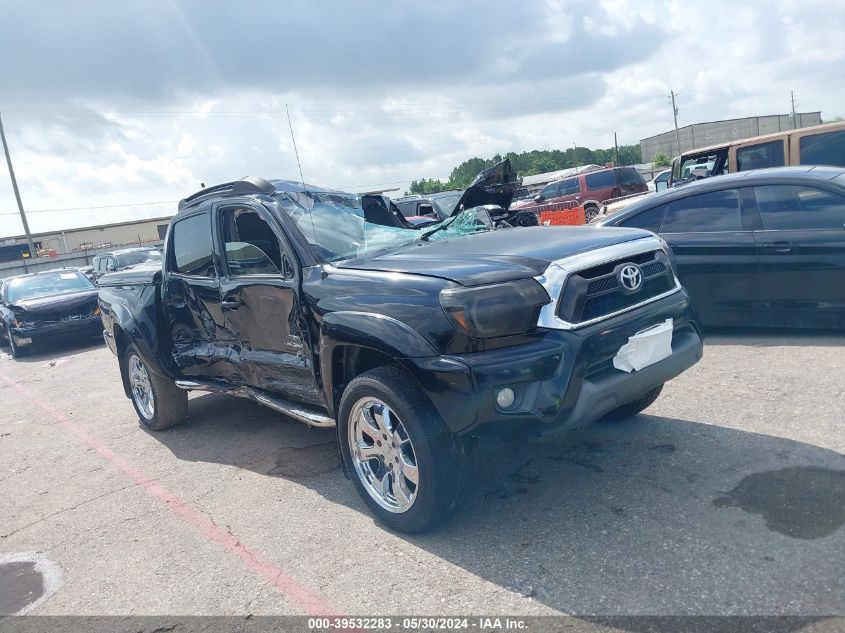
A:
[407,144,643,195]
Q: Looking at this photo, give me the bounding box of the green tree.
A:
[652,151,670,168]
[407,143,645,194]
[406,178,449,195]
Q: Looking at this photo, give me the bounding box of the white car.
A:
[648,169,672,192]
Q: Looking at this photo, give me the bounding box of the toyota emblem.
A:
[619,264,643,291]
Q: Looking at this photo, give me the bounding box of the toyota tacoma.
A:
[97,161,703,532]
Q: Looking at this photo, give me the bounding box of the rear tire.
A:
[584,205,600,223]
[602,385,663,422]
[338,366,468,533]
[122,344,187,431]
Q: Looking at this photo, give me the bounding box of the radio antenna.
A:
[285,104,305,184]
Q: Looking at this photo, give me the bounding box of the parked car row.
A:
[593,165,845,328]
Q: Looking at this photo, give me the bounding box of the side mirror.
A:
[534,195,545,203]
[106,263,115,272]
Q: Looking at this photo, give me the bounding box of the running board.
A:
[175,379,335,428]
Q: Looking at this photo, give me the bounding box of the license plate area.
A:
[612,318,674,373]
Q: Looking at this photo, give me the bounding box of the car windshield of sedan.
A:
[5,271,95,303]
[429,192,463,219]
[275,190,492,262]
[116,249,162,268]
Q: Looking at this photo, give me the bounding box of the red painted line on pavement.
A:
[1,371,340,617]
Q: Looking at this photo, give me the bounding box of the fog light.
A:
[496,387,516,410]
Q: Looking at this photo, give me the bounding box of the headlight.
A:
[11,315,34,328]
[656,236,678,271]
[440,279,551,338]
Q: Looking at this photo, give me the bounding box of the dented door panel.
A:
[219,279,323,406]
[164,274,245,381]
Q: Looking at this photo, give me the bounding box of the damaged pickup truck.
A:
[98,161,704,531]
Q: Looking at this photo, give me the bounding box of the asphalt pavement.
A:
[0,330,843,617]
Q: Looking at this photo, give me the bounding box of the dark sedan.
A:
[593,166,845,328]
[0,268,102,358]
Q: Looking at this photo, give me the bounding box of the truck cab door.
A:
[213,202,323,407]
[162,209,237,380]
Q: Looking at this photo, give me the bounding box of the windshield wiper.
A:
[419,215,458,241]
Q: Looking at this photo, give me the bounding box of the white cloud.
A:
[1,0,843,237]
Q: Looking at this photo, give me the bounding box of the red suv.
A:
[511,166,648,221]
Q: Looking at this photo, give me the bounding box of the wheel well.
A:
[113,325,132,397]
[113,325,129,356]
[331,345,396,411]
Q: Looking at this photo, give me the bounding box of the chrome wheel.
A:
[128,354,155,420]
[348,397,419,513]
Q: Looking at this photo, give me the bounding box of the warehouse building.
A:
[0,215,172,262]
[639,112,823,163]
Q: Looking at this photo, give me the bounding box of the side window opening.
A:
[560,178,580,195]
[171,213,216,277]
[736,141,785,171]
[540,182,559,198]
[620,205,666,232]
[659,189,742,233]
[584,170,615,190]
[220,207,283,276]
[754,185,845,231]
[799,130,845,167]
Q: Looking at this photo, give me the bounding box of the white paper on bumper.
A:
[612,318,674,373]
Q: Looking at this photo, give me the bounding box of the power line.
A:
[0,200,177,216]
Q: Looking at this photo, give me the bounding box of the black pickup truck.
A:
[98,165,704,532]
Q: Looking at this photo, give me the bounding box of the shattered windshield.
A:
[274,191,494,262]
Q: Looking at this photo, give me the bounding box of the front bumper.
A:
[10,316,103,346]
[405,290,702,436]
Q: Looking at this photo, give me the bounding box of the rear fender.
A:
[100,285,174,384]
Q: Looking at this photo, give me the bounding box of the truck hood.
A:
[337,226,651,286]
[8,289,99,320]
[448,159,519,216]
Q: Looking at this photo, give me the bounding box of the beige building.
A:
[1,215,173,261]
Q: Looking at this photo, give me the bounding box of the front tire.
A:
[338,366,467,533]
[122,344,187,431]
[584,205,600,223]
[5,326,28,359]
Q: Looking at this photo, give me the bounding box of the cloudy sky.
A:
[1,0,843,237]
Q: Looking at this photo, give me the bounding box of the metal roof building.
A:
[639,112,823,163]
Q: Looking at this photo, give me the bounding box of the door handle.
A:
[221,300,240,310]
[763,241,794,253]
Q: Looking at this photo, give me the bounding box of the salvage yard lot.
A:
[1,332,843,616]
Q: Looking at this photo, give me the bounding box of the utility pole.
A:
[614,132,619,166]
[669,90,681,157]
[791,90,798,129]
[572,142,578,173]
[0,111,37,259]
